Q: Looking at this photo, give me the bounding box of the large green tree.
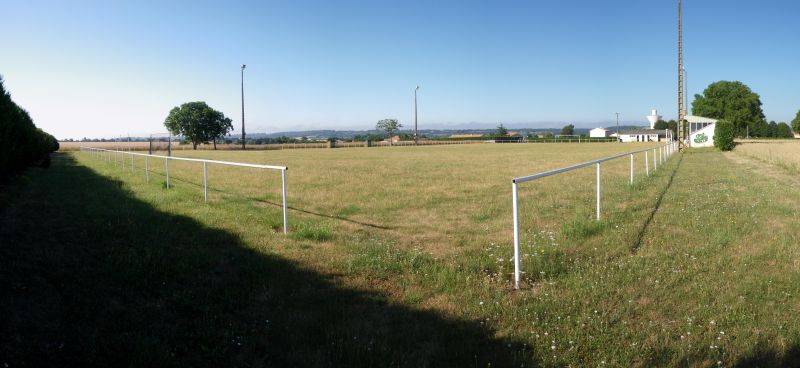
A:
[776,122,793,138]
[691,81,766,137]
[792,110,800,134]
[375,119,402,145]
[560,124,575,135]
[164,102,233,150]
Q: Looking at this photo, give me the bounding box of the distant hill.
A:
[71,122,651,141]
[236,125,649,140]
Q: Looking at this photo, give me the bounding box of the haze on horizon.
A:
[1,0,798,140]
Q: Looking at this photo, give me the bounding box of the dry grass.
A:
[734,140,800,174]
[134,142,663,256]
[10,142,800,366]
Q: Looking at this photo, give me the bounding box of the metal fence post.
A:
[203,162,208,202]
[645,151,649,176]
[629,153,634,185]
[281,169,288,234]
[596,162,601,221]
[145,156,149,182]
[512,180,520,290]
[165,157,170,189]
[653,148,657,171]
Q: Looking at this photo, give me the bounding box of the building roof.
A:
[685,115,718,124]
[590,127,608,131]
[619,129,668,135]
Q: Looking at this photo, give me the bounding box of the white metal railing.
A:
[80,146,289,234]
[510,141,678,289]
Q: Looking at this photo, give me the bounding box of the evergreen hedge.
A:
[714,119,735,151]
[0,77,59,177]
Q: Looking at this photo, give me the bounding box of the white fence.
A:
[510,141,678,289]
[80,146,289,234]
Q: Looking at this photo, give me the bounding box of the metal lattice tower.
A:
[677,0,686,147]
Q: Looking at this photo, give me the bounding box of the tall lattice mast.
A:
[677,0,686,146]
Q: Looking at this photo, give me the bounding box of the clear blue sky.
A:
[1,0,798,139]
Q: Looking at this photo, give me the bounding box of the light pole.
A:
[241,64,246,150]
[413,85,420,145]
[615,112,620,140]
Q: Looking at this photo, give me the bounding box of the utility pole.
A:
[413,85,420,145]
[677,0,686,148]
[241,64,246,150]
[615,112,620,138]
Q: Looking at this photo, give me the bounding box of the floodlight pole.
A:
[615,112,620,138]
[677,0,686,148]
[414,85,420,145]
[241,64,247,150]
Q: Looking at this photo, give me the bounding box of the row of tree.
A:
[0,77,59,177]
[692,81,797,139]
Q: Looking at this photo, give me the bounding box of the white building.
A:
[618,129,669,142]
[589,128,610,138]
[686,115,718,147]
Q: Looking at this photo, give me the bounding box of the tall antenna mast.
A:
[677,0,686,147]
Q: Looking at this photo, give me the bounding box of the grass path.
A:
[3,146,800,366]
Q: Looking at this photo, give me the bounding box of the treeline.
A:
[0,77,59,176]
[692,81,796,139]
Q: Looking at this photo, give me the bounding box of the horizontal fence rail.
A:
[510,141,678,289]
[80,146,289,234]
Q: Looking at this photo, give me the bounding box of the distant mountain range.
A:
[235,125,648,139]
[69,124,650,141]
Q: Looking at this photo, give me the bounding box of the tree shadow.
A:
[144,169,394,230]
[0,153,535,367]
[731,344,800,368]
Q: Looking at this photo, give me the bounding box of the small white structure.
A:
[685,115,718,147]
[618,129,668,143]
[686,115,717,135]
[688,122,716,147]
[646,109,662,129]
[589,128,610,138]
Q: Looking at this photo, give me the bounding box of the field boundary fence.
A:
[510,141,678,289]
[80,146,289,234]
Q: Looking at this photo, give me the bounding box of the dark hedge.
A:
[0,77,59,177]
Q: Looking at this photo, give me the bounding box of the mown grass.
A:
[4,142,800,366]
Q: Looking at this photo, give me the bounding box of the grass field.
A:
[735,140,800,174]
[4,142,800,366]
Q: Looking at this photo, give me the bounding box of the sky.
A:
[1,0,798,139]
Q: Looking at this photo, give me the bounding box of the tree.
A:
[560,124,575,136]
[494,123,508,138]
[792,110,800,135]
[691,81,766,138]
[776,122,793,138]
[164,102,232,150]
[767,121,778,138]
[714,119,735,151]
[666,120,678,140]
[654,120,678,140]
[376,119,402,145]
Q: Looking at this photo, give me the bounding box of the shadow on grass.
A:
[732,344,800,368]
[0,154,534,367]
[139,167,394,230]
[630,152,684,252]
